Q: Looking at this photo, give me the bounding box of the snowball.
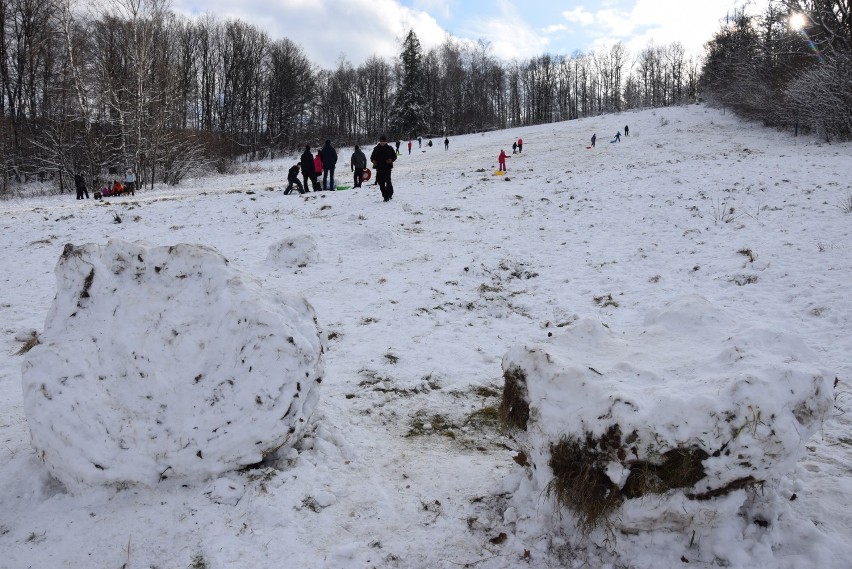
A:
[502,295,833,533]
[22,239,324,492]
[266,235,319,268]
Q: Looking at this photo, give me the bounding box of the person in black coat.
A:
[300,145,317,191]
[320,140,338,190]
[370,135,397,202]
[284,164,303,195]
[74,172,89,200]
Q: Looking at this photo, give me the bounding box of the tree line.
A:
[4,0,845,196]
[701,0,851,141]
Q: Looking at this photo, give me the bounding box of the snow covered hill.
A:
[0,104,850,568]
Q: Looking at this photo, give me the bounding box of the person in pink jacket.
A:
[498,149,508,171]
[314,151,323,184]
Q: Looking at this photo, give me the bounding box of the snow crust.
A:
[21,239,324,491]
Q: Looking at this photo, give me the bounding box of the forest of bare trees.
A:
[701,0,851,141]
[4,0,844,196]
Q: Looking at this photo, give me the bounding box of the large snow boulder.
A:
[22,239,324,492]
[501,295,833,534]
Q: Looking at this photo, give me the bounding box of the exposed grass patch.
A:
[499,366,530,430]
[593,293,620,308]
[16,330,40,355]
[737,248,756,262]
[384,352,399,364]
[406,411,456,438]
[731,274,758,286]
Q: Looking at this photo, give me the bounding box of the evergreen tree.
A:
[390,30,427,137]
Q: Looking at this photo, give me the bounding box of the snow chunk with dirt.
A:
[21,239,324,492]
[501,295,833,534]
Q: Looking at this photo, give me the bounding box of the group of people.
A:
[285,135,397,201]
[498,138,525,171]
[74,169,136,200]
[590,125,629,148]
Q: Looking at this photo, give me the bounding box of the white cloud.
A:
[170,0,447,68]
[561,7,595,26]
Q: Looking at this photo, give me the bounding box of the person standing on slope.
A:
[320,140,338,191]
[517,137,523,152]
[370,135,397,202]
[498,149,508,171]
[351,145,367,188]
[300,145,317,192]
[591,133,596,148]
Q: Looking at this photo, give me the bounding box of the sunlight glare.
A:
[789,13,807,31]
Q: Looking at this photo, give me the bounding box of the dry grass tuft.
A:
[546,427,625,534]
[499,366,530,430]
[16,331,40,355]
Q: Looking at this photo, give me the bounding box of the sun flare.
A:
[789,12,807,31]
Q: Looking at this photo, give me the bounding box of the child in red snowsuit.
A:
[498,150,508,171]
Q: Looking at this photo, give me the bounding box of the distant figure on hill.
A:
[395,140,401,155]
[613,131,621,143]
[407,140,412,155]
[74,172,89,200]
[444,137,449,150]
[512,141,517,154]
[351,145,367,188]
[300,145,317,192]
[124,169,136,196]
[418,136,422,148]
[591,133,596,148]
[498,149,508,171]
[517,137,523,152]
[320,140,338,191]
[624,125,629,137]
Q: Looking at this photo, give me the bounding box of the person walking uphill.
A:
[320,140,338,191]
[300,145,317,192]
[517,138,523,153]
[371,135,397,202]
[351,145,367,188]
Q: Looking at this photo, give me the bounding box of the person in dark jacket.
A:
[591,133,596,148]
[300,145,317,192]
[370,135,397,202]
[351,145,367,188]
[74,172,89,200]
[320,140,338,190]
[284,164,303,195]
[624,125,629,137]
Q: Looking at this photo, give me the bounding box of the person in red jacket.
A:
[498,149,508,171]
[314,151,323,181]
[517,137,523,153]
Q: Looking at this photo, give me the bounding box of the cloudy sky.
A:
[169,0,769,68]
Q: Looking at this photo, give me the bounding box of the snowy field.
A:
[1,104,850,568]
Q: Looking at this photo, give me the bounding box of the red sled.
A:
[362,168,372,181]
